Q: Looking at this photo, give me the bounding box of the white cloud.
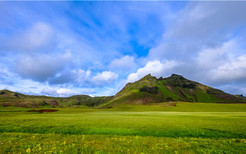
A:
[109,55,137,70]
[22,22,55,51]
[197,41,236,69]
[194,40,246,84]
[210,55,246,83]
[1,22,55,52]
[56,88,77,96]
[41,88,78,97]
[15,51,72,82]
[127,60,178,82]
[47,68,118,87]
[48,68,92,86]
[92,71,118,85]
[74,69,91,83]
[166,2,246,41]
[148,2,246,61]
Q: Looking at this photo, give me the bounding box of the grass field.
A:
[0,102,246,153]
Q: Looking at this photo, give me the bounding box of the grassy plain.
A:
[0,102,246,153]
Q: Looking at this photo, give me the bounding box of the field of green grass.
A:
[1,102,246,153]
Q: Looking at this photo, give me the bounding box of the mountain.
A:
[0,74,245,108]
[100,74,246,108]
[0,89,112,108]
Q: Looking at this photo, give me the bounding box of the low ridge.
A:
[0,89,112,108]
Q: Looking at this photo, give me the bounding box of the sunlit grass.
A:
[0,102,246,153]
[1,133,246,153]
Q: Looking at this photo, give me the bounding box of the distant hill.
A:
[100,74,246,108]
[0,89,112,108]
[0,74,245,108]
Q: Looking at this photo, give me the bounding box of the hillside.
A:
[0,74,245,108]
[0,90,112,108]
[101,74,246,108]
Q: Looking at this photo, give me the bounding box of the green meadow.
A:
[1,102,246,153]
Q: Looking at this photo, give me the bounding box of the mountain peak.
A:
[170,74,185,79]
[142,73,153,79]
[137,74,157,83]
[107,74,246,107]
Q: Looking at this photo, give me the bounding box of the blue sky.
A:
[0,1,246,97]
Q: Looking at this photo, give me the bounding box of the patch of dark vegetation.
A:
[49,100,60,107]
[1,103,11,107]
[0,91,5,95]
[139,86,158,94]
[235,94,246,100]
[178,90,186,98]
[166,97,174,102]
[14,93,19,97]
[39,101,49,106]
[14,103,28,108]
[207,88,224,95]
[28,109,58,113]
[164,74,197,89]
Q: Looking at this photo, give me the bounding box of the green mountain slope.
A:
[0,90,112,108]
[1,74,245,108]
[101,74,246,108]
